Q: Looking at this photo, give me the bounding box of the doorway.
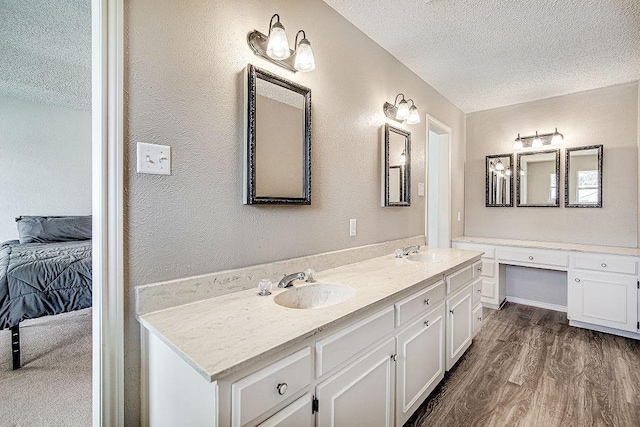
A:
[426,116,452,248]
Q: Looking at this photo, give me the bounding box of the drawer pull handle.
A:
[424,298,430,305]
[478,317,482,321]
[450,309,454,314]
[601,263,607,268]
[391,354,398,362]
[575,278,581,283]
[424,320,430,327]
[529,256,534,261]
[477,289,482,293]
[276,383,288,395]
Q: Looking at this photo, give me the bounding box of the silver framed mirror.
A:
[382,124,410,207]
[565,145,603,208]
[244,64,311,205]
[516,149,560,207]
[486,154,514,207]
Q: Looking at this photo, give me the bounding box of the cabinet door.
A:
[446,284,473,371]
[316,337,395,427]
[568,271,638,332]
[472,304,483,337]
[259,394,313,427]
[395,305,445,426]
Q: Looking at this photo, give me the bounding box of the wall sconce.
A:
[512,128,564,150]
[247,14,316,73]
[383,94,420,125]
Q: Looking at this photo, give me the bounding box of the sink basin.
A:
[406,253,450,263]
[274,283,356,309]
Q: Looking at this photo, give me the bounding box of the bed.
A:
[1,218,92,370]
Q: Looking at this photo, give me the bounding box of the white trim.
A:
[569,320,640,340]
[425,114,452,248]
[92,0,124,425]
[506,296,567,313]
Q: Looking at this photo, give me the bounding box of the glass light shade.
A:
[396,100,410,120]
[532,135,543,148]
[266,23,291,60]
[406,106,420,124]
[552,132,563,145]
[513,138,523,150]
[399,151,406,165]
[495,160,505,171]
[505,169,512,176]
[294,39,315,72]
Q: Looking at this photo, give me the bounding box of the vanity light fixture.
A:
[384,94,421,125]
[247,14,316,73]
[511,129,565,150]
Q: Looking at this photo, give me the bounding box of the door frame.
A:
[425,114,452,248]
[92,0,124,425]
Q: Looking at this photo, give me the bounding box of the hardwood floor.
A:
[405,302,640,427]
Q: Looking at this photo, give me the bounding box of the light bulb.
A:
[552,128,563,145]
[399,151,406,165]
[505,169,512,176]
[513,134,523,150]
[266,22,291,60]
[532,132,543,148]
[406,105,420,124]
[396,100,410,121]
[495,160,505,171]
[294,38,315,72]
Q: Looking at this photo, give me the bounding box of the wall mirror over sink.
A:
[516,149,560,207]
[382,124,411,206]
[244,65,311,205]
[485,154,514,207]
[565,145,603,208]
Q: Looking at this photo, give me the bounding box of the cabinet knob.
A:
[477,289,482,293]
[424,298,430,305]
[391,354,398,361]
[529,256,534,261]
[449,309,454,314]
[276,383,288,395]
[424,320,430,327]
[601,263,607,268]
[575,278,581,283]
[478,317,482,321]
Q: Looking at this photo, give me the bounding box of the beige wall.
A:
[124,0,465,423]
[465,82,638,247]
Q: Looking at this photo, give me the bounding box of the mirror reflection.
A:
[565,145,603,208]
[486,154,513,207]
[517,149,560,207]
[383,124,410,206]
[245,65,311,204]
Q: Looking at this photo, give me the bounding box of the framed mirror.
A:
[486,154,514,207]
[516,149,560,207]
[244,65,311,205]
[382,124,410,206]
[565,145,603,208]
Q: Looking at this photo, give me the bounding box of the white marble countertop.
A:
[138,247,482,382]
[453,236,640,257]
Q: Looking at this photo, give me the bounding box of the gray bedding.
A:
[0,239,92,330]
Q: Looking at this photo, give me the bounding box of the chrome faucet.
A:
[402,245,421,256]
[278,272,306,288]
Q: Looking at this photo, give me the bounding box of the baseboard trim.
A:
[569,320,640,340]
[506,296,567,313]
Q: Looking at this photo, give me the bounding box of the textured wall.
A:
[0,97,92,242]
[465,82,639,247]
[124,0,466,423]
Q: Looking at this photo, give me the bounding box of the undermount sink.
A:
[274,283,356,309]
[406,253,450,263]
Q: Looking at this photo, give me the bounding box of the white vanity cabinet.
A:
[259,394,314,427]
[445,284,473,371]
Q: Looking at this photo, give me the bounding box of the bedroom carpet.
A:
[0,309,92,426]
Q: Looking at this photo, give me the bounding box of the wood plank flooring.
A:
[405,302,640,427]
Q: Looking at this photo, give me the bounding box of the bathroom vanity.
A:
[138,247,482,426]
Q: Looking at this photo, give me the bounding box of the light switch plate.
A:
[418,183,425,196]
[349,219,357,237]
[137,142,171,175]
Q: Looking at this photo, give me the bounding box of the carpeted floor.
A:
[0,309,92,426]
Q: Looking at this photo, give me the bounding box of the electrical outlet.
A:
[349,219,357,237]
[457,212,461,221]
[418,183,425,196]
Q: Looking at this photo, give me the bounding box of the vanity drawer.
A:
[445,264,474,295]
[454,242,495,259]
[498,248,569,268]
[472,278,482,306]
[395,280,445,327]
[316,306,394,377]
[481,260,495,278]
[574,254,638,276]
[232,347,312,427]
[472,261,483,278]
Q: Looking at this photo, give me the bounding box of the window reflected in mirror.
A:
[565,145,603,208]
[485,154,513,207]
[516,149,560,207]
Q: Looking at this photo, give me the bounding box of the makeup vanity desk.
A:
[452,236,640,339]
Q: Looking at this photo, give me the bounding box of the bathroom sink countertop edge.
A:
[138,247,482,383]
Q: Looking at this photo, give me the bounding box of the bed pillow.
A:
[16,216,92,244]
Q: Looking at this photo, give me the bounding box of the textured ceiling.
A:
[324,0,640,112]
[0,0,91,111]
